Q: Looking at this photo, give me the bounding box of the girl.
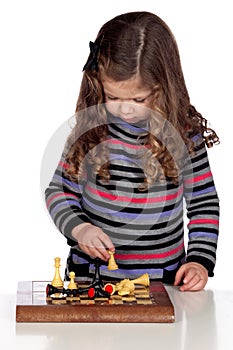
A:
[45,11,220,291]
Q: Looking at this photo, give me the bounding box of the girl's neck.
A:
[107,111,149,133]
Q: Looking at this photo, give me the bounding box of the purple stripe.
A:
[164,262,179,271]
[189,232,218,239]
[83,196,183,219]
[71,254,179,273]
[71,255,88,264]
[51,200,81,217]
[191,186,216,197]
[110,116,148,133]
[110,154,141,166]
[191,134,202,142]
[54,174,82,191]
[98,265,163,277]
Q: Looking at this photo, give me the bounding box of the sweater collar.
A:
[107,112,149,141]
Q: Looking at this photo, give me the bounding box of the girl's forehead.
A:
[102,76,151,97]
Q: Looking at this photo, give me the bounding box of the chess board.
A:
[16,281,175,323]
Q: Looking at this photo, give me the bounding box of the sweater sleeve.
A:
[44,142,91,246]
[183,136,220,277]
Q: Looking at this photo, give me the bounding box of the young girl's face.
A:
[102,76,153,124]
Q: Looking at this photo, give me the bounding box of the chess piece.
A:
[117,279,135,296]
[103,283,116,295]
[46,284,63,297]
[124,280,135,291]
[84,258,111,298]
[67,271,78,290]
[131,273,150,287]
[51,257,64,288]
[118,288,131,296]
[115,279,128,291]
[103,275,149,297]
[108,251,118,270]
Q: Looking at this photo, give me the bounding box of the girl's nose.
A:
[119,102,134,115]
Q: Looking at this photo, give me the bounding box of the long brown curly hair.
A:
[66,11,219,188]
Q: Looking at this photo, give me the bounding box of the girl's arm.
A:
[45,145,90,246]
[45,142,114,259]
[180,136,220,289]
[45,142,92,246]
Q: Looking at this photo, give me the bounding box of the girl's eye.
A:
[107,96,118,101]
[106,95,147,103]
[134,98,146,103]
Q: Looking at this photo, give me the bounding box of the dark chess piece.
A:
[86,258,111,299]
[46,284,80,297]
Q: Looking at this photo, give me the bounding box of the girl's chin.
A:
[119,116,140,123]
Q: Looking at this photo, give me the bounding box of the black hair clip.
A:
[82,36,103,72]
[82,41,99,72]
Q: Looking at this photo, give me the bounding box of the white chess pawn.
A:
[68,271,78,290]
[108,251,118,270]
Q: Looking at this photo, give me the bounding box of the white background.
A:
[0,0,232,293]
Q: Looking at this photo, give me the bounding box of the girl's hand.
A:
[72,223,115,261]
[174,262,208,291]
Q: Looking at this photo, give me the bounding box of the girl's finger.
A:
[180,273,201,291]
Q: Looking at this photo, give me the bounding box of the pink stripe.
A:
[106,139,149,150]
[59,161,70,169]
[115,242,184,260]
[188,219,219,226]
[184,171,212,184]
[86,185,183,204]
[46,193,78,208]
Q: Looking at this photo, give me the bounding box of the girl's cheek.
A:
[105,103,118,116]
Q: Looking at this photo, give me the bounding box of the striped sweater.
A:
[45,114,219,283]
